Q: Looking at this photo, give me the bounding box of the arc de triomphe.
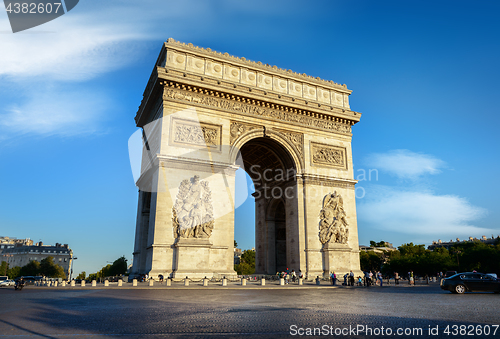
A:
[130,39,362,279]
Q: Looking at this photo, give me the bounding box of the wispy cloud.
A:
[0,12,149,81]
[0,88,111,138]
[366,149,446,180]
[358,185,492,239]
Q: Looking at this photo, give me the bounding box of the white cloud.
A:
[0,0,215,81]
[0,0,216,137]
[0,88,110,138]
[357,185,492,239]
[366,149,446,180]
[0,12,149,81]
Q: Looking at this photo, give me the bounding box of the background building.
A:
[0,236,33,253]
[428,235,500,251]
[1,241,73,278]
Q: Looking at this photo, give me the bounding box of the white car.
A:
[0,279,15,287]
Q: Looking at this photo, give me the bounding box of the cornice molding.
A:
[164,38,349,92]
[162,80,354,136]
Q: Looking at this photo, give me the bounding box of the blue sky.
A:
[1,0,499,276]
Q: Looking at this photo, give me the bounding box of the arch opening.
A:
[234,136,300,275]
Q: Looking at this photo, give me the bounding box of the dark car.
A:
[441,272,500,294]
[444,271,457,278]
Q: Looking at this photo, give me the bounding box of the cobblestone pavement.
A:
[0,283,498,338]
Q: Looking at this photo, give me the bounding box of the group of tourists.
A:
[327,270,389,287]
[276,269,303,283]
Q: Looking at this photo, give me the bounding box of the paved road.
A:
[0,284,498,338]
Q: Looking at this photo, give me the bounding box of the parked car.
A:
[444,271,457,278]
[0,279,15,287]
[441,272,500,294]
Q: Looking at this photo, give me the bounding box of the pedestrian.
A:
[158,274,164,283]
[291,270,296,282]
[394,272,399,285]
[343,273,347,286]
[357,276,363,286]
[378,272,383,286]
[349,270,355,286]
[364,271,370,287]
[333,271,337,286]
[410,271,414,286]
[330,271,335,285]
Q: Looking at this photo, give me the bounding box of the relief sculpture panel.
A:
[311,142,347,170]
[170,117,222,151]
[172,175,215,239]
[319,191,349,245]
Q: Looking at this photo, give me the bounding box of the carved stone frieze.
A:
[163,87,352,135]
[172,175,214,239]
[319,191,349,245]
[230,121,260,145]
[170,117,222,150]
[311,142,347,169]
[301,175,355,190]
[276,129,304,158]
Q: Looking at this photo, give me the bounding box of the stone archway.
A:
[130,39,362,280]
[235,135,300,275]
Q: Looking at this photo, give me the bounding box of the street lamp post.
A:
[70,257,78,280]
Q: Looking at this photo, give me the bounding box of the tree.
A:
[40,257,66,278]
[7,266,21,279]
[370,240,388,248]
[359,251,383,272]
[108,256,127,276]
[234,250,255,275]
[0,261,8,276]
[20,260,41,276]
[234,240,238,248]
[76,271,86,280]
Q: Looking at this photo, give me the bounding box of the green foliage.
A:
[0,261,8,276]
[88,256,128,280]
[375,241,500,277]
[370,240,388,247]
[7,266,21,279]
[359,250,383,272]
[108,256,127,276]
[234,250,255,275]
[234,240,238,248]
[39,257,66,278]
[8,257,66,279]
[76,271,86,280]
[20,260,41,276]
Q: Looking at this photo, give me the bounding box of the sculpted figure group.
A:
[319,191,349,245]
[173,175,214,239]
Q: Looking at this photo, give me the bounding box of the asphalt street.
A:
[0,283,498,338]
